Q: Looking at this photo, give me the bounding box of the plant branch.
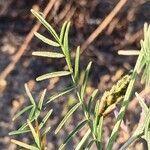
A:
[107,49,143,149]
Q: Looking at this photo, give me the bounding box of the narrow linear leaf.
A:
[55,102,81,134]
[25,83,36,106]
[34,32,60,47]
[63,22,73,72]
[28,106,36,120]
[80,62,92,100]
[36,71,71,81]
[63,22,71,55]
[11,139,39,150]
[59,120,88,150]
[38,89,46,111]
[46,86,76,104]
[135,92,148,113]
[31,89,47,121]
[39,109,53,129]
[31,9,59,42]
[74,46,80,82]
[93,101,100,137]
[9,129,30,135]
[32,51,64,58]
[87,89,98,116]
[42,126,51,136]
[97,116,103,149]
[12,105,33,121]
[75,128,91,150]
[27,120,40,148]
[60,21,67,45]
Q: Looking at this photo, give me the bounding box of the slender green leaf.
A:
[12,105,33,121]
[39,109,53,129]
[9,129,30,135]
[28,106,36,120]
[74,46,80,82]
[31,89,47,121]
[60,21,67,45]
[38,89,46,110]
[46,86,76,104]
[25,83,36,106]
[32,51,64,58]
[97,116,103,149]
[34,32,60,47]
[55,102,81,134]
[137,23,150,87]
[27,120,40,148]
[42,126,51,136]
[135,92,148,113]
[75,128,91,150]
[80,62,92,100]
[36,71,71,81]
[63,22,73,72]
[93,101,100,137]
[31,9,59,42]
[18,122,30,131]
[11,139,39,150]
[63,22,70,55]
[59,120,88,150]
[87,89,98,116]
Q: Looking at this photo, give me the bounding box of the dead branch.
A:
[80,0,128,53]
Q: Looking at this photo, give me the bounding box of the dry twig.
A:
[80,0,128,53]
[0,0,57,80]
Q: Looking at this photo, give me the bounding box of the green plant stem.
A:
[62,48,99,149]
[107,51,143,150]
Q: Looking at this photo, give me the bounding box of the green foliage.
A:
[36,71,71,81]
[34,32,60,47]
[138,23,150,87]
[32,51,64,58]
[107,23,150,150]
[10,9,150,150]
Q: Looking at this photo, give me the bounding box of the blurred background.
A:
[0,0,150,149]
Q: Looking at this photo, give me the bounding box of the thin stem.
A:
[61,45,99,148]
